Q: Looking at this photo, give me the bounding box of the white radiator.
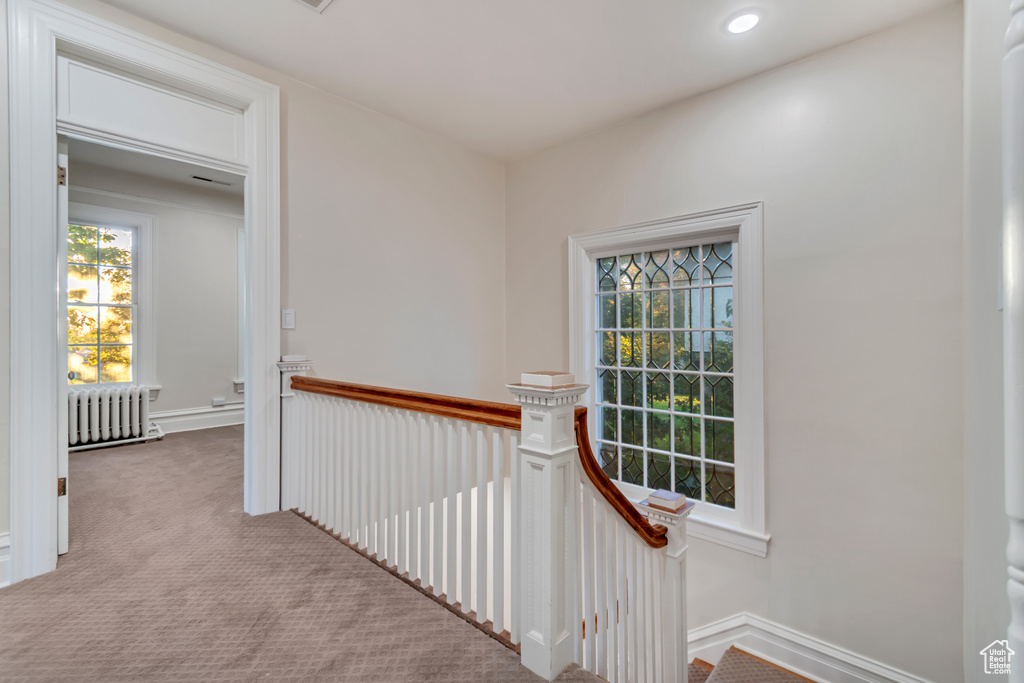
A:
[68,386,161,450]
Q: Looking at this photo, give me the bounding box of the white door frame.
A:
[7,0,282,583]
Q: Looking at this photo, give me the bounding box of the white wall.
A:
[0,0,10,537]
[505,6,964,681]
[69,162,243,414]
[963,1,1010,680]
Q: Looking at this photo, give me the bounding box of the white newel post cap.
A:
[507,372,589,457]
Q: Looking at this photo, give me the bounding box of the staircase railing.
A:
[280,367,689,681]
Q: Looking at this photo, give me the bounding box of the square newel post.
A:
[508,372,589,681]
[635,499,694,681]
[277,355,312,511]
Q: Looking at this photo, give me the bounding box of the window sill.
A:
[686,513,770,558]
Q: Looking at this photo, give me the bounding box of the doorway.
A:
[8,0,282,583]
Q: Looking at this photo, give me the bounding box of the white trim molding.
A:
[688,613,935,683]
[0,533,10,588]
[568,203,767,557]
[8,0,282,584]
[151,406,245,434]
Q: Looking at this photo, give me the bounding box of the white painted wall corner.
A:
[688,613,934,683]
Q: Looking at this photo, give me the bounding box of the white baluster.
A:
[460,422,473,613]
[492,429,506,635]
[416,412,428,585]
[358,403,368,549]
[582,486,596,673]
[398,410,410,576]
[432,416,445,596]
[476,425,488,625]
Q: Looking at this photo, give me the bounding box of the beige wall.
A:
[963,0,1010,680]
[69,163,244,414]
[505,6,964,681]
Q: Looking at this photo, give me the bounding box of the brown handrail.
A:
[291,376,522,430]
[573,406,668,549]
[290,376,668,548]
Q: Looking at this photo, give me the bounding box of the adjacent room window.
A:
[594,241,736,507]
[67,222,136,384]
[569,204,768,556]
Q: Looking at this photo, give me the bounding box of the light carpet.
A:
[0,426,599,682]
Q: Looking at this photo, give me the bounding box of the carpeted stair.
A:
[690,646,815,683]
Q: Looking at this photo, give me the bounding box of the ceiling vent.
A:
[294,0,335,13]
[191,175,233,187]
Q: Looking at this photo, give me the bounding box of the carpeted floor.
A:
[0,426,600,682]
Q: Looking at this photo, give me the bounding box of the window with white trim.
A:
[569,204,768,556]
[65,203,154,389]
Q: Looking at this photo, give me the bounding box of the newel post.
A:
[508,372,589,681]
[278,355,312,511]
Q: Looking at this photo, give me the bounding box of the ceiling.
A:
[69,139,245,196]
[96,0,955,160]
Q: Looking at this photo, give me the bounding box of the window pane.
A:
[647,412,670,451]
[100,306,132,344]
[672,247,700,286]
[600,406,618,442]
[674,373,700,415]
[674,415,700,457]
[597,257,617,292]
[68,224,98,264]
[99,227,132,267]
[703,331,733,373]
[68,346,98,384]
[598,369,617,404]
[705,418,734,463]
[621,292,642,329]
[646,331,670,369]
[621,409,643,447]
[706,463,736,509]
[646,290,669,328]
[619,253,643,290]
[621,371,642,407]
[704,376,734,418]
[599,331,616,366]
[100,267,132,304]
[599,294,616,329]
[703,286,733,329]
[672,288,697,329]
[647,452,672,491]
[68,265,97,303]
[646,372,669,409]
[99,345,132,383]
[673,331,698,371]
[674,457,701,499]
[68,306,98,344]
[645,250,670,289]
[599,444,619,479]
[620,331,641,367]
[704,242,733,285]
[621,448,643,486]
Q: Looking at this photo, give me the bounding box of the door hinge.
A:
[57,165,67,186]
[57,477,66,497]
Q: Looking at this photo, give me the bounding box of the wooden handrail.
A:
[573,406,669,549]
[290,376,668,548]
[291,376,522,430]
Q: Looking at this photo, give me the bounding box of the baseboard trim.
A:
[151,406,244,434]
[0,532,10,588]
[688,613,934,683]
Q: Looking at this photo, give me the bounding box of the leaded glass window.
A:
[595,242,735,508]
[67,223,135,384]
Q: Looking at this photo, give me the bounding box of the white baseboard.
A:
[151,405,244,434]
[688,613,933,683]
[0,533,10,588]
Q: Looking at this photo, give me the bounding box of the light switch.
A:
[282,309,295,329]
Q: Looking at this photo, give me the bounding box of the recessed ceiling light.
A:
[727,13,760,34]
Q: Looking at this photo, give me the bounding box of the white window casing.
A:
[68,203,156,392]
[569,202,769,557]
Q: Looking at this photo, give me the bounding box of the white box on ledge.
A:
[520,371,576,388]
